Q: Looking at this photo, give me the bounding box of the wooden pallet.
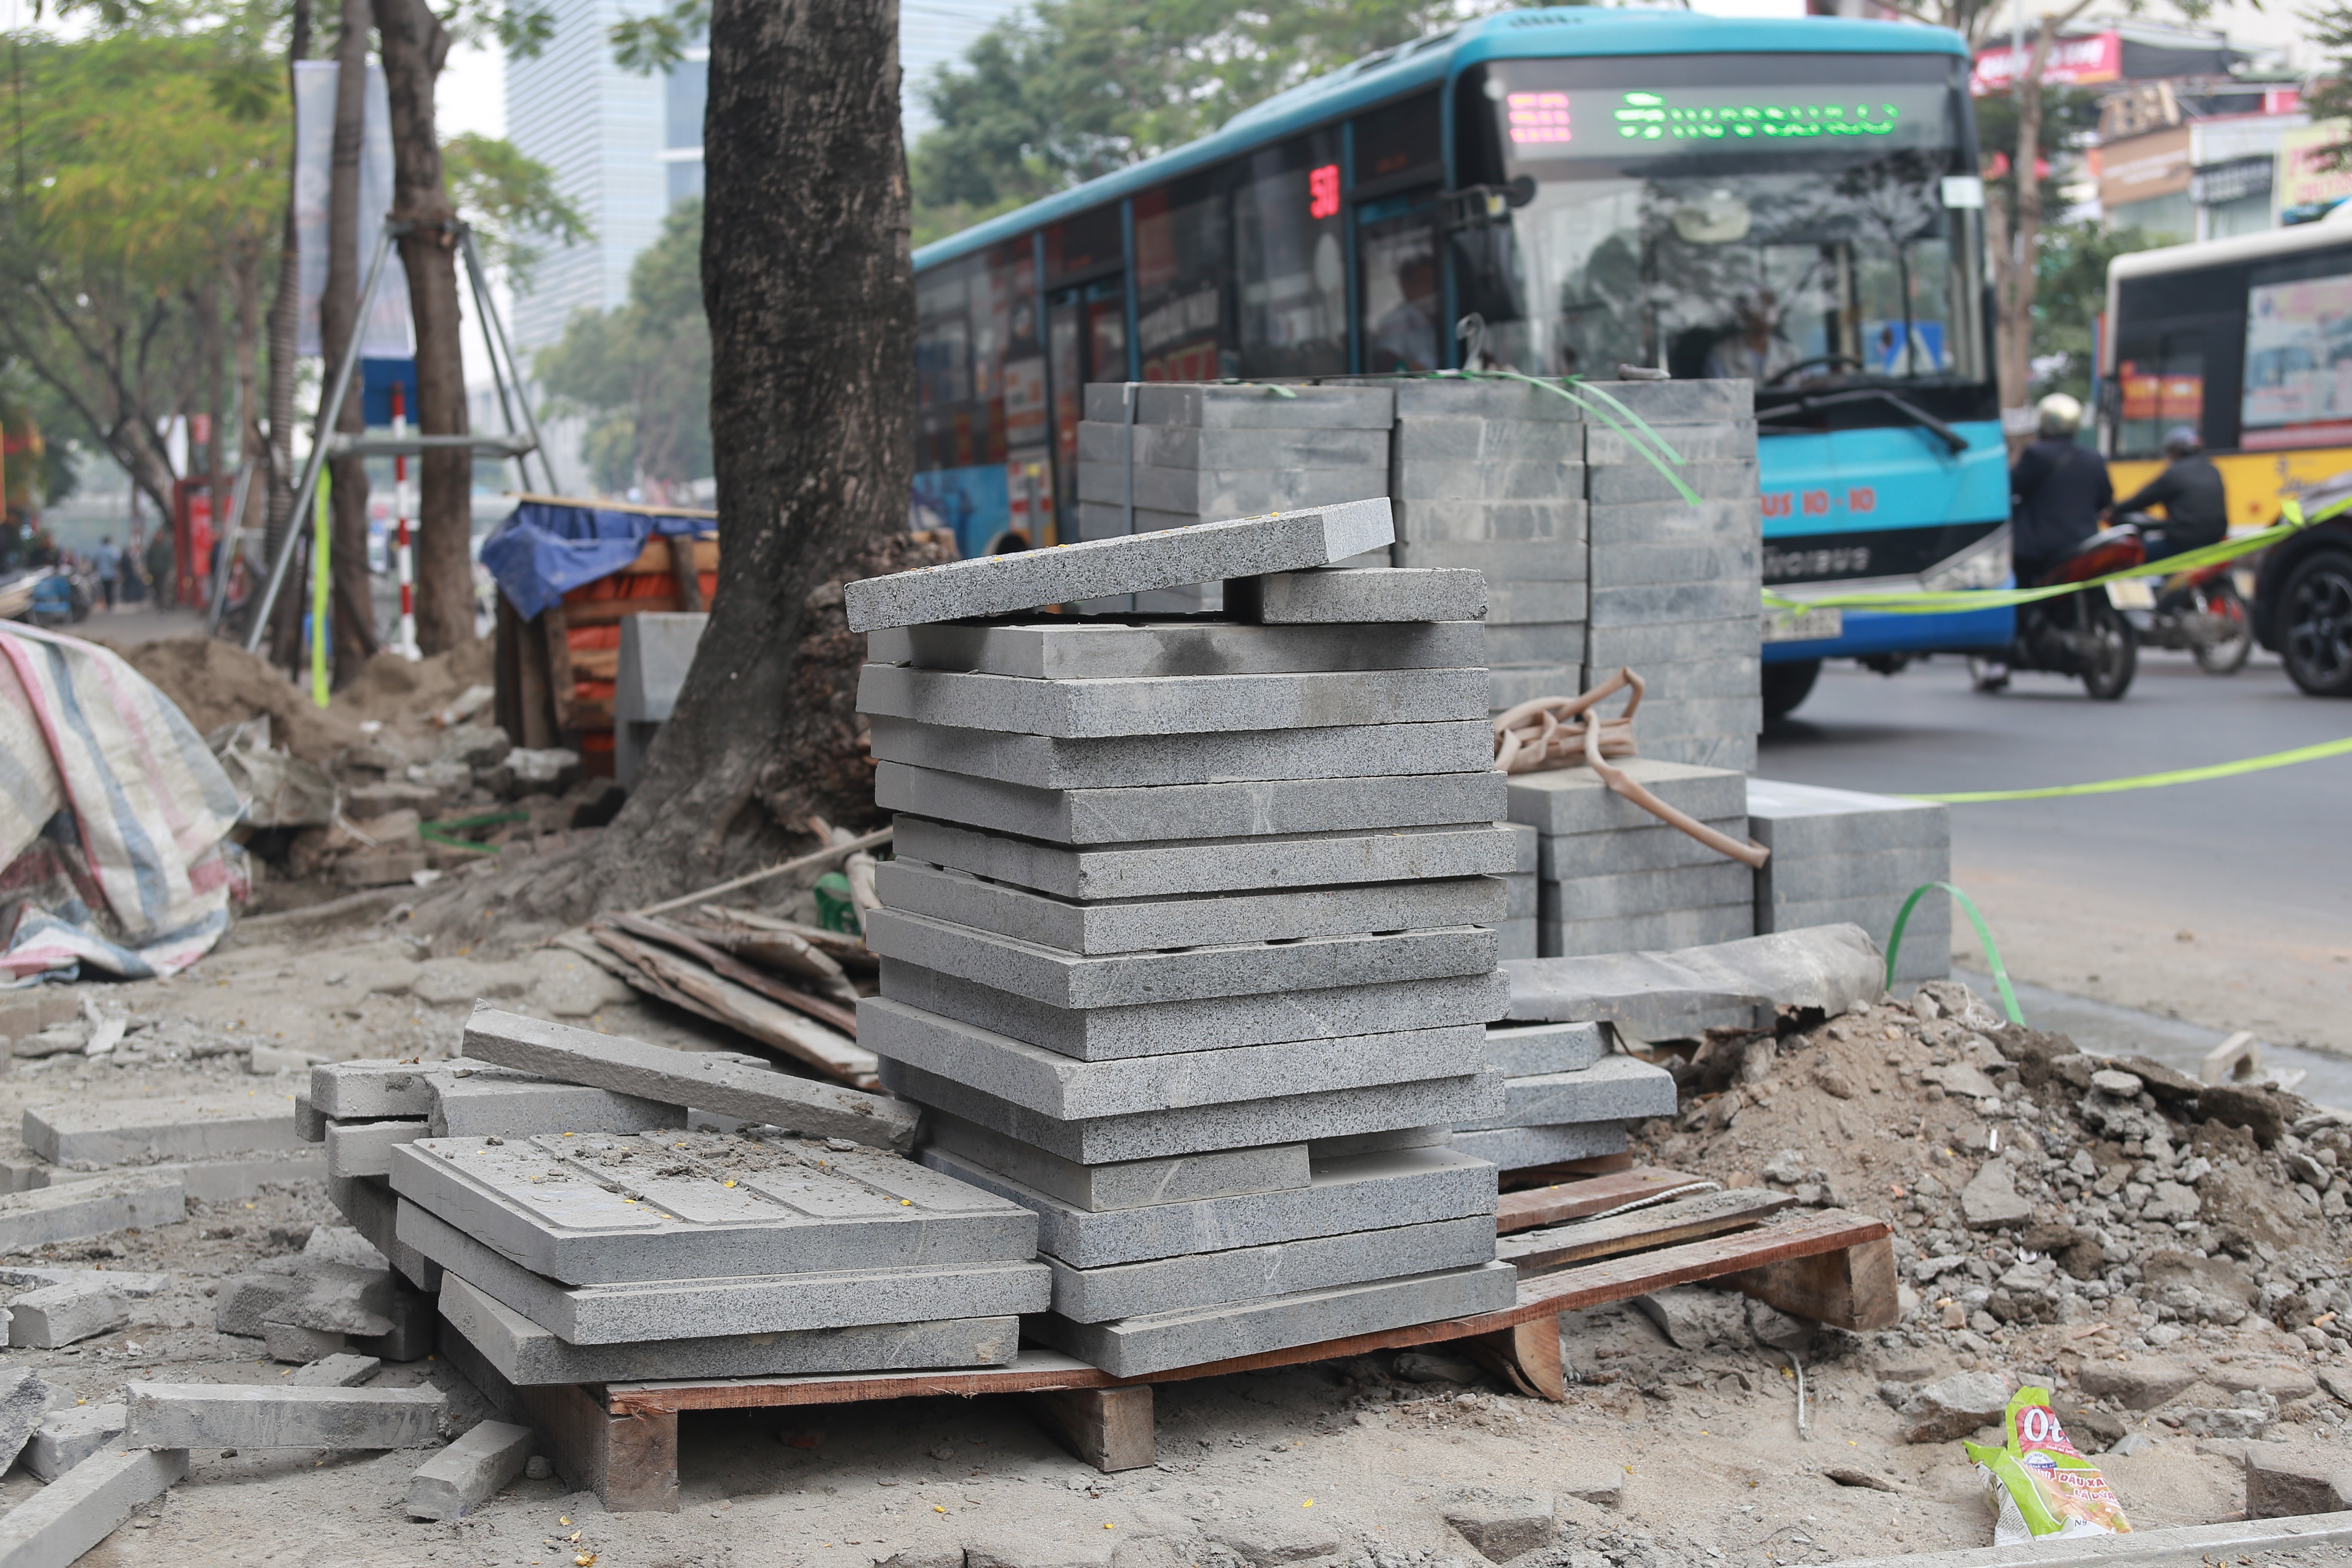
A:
[464,1189,1895,1513]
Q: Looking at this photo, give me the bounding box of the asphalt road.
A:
[1756,647,2352,1053]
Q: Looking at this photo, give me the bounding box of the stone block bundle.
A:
[1501,822,1537,962]
[1072,384,1394,613]
[370,1008,1047,1386]
[853,502,1521,1377]
[1506,760,1754,959]
[1747,779,1951,983]
[1581,380,1763,773]
[1457,1021,1676,1171]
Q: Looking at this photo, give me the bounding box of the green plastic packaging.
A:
[1963,1387,2132,1546]
[813,872,862,936]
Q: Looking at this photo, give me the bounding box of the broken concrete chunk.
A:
[1441,1488,1556,1562]
[1208,1512,1344,1568]
[0,1368,50,1474]
[2090,1069,2144,1099]
[23,1096,305,1163]
[0,1173,184,1255]
[2243,1442,2352,1517]
[8,1278,129,1348]
[214,1270,306,1337]
[126,1382,445,1450]
[1632,1286,1749,1350]
[1959,1158,2033,1231]
[2076,1357,2197,1410]
[1921,1062,2001,1100]
[311,1060,437,1121]
[1899,1371,2012,1442]
[406,1420,535,1520]
[263,1321,348,1363]
[459,1004,918,1152]
[288,1353,384,1388]
[303,1225,389,1271]
[267,1262,401,1337]
[24,1401,127,1483]
[0,1444,186,1565]
[0,1265,169,1298]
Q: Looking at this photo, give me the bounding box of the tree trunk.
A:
[374,0,473,655]
[202,277,229,602]
[1998,3,2095,439]
[233,248,265,573]
[264,0,312,660]
[322,0,380,681]
[439,0,914,930]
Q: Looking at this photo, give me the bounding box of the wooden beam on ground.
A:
[1500,1189,1797,1277]
[517,1381,679,1513]
[1496,1169,1714,1234]
[1027,1386,1155,1473]
[1725,1231,1902,1332]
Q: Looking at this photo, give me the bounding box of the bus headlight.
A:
[1921,526,2011,593]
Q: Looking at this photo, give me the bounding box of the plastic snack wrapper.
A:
[1963,1386,2132,1546]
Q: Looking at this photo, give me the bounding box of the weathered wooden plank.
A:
[1499,1189,1795,1276]
[606,913,860,1038]
[1495,1169,1712,1234]
[517,1381,679,1514]
[1726,1231,1901,1332]
[586,925,875,1085]
[607,1350,1114,1415]
[1028,1386,1155,1473]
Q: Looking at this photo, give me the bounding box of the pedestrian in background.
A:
[90,536,120,612]
[144,529,175,608]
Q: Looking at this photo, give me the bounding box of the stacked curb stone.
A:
[1073,385,1393,613]
[1457,1020,1677,1171]
[1505,759,1753,960]
[1747,779,1951,984]
[847,499,1523,1376]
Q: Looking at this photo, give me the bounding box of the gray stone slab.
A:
[1390,503,1584,547]
[1588,459,1756,507]
[1509,822,1537,873]
[874,763,1504,845]
[927,1114,1308,1214]
[323,1118,424,1180]
[1487,585,1589,629]
[457,1005,918,1152]
[1393,461,1583,504]
[1578,379,1752,423]
[1105,383,1395,429]
[1760,847,1950,904]
[863,908,1498,1010]
[880,1057,1500,1166]
[1588,581,1764,625]
[311,1061,438,1121]
[1393,416,1585,462]
[845,499,1395,631]
[1642,734,1758,773]
[24,1403,126,1484]
[23,1095,304,1164]
[1034,1261,1519,1377]
[1047,1215,1498,1323]
[1763,891,1951,936]
[1541,904,1754,958]
[1505,759,1748,837]
[396,1199,1050,1344]
[856,662,1487,738]
[8,1280,127,1348]
[1503,925,1882,1029]
[1587,498,1758,547]
[286,1352,383,1387]
[436,1273,1019,1389]
[428,1074,686,1138]
[921,1143,1496,1269]
[1387,380,1583,420]
[127,1383,443,1449]
[1541,861,1758,923]
[1745,778,1950,855]
[862,996,1485,1119]
[0,1445,186,1568]
[1485,666,1584,713]
[1457,1055,1678,1130]
[867,618,1483,679]
[868,715,1494,791]
[875,858,1505,955]
[1230,567,1486,625]
[1498,918,1536,961]
[879,960,1510,1061]
[1079,422,1391,470]
[1589,540,1760,588]
[328,1174,440,1292]
[388,1128,1037,1286]
[1483,624,1587,666]
[1582,616,1756,663]
[1580,656,1761,701]
[1307,1124,1452,1158]
[264,1321,347,1362]
[1485,1020,1609,1078]
[1596,695,1763,741]
[407,1418,534,1521]
[0,1175,184,1255]
[1078,466,1392,518]
[1391,542,1586,584]
[1505,873,1536,919]
[1538,819,1751,879]
[0,1266,169,1298]
[1449,1122,1630,1170]
[1586,422,1756,464]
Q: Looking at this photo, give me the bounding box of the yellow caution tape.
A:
[1906,735,2352,802]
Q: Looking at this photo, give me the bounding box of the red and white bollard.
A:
[390,386,420,661]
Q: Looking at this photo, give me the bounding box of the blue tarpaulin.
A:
[479,500,713,620]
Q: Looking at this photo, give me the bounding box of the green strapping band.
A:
[1469,369,1700,505]
[419,809,530,854]
[1906,735,2352,802]
[1886,881,2022,1024]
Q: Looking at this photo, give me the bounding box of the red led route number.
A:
[1309,164,1341,220]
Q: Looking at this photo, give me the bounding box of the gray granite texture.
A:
[427,1074,686,1138]
[1539,862,1757,923]
[924,1113,1308,1214]
[1046,1215,1497,1322]
[1760,848,1950,903]
[1746,778,1951,856]
[1541,903,1753,959]
[1231,568,1486,625]
[1504,759,1749,838]
[855,663,1488,738]
[865,716,1494,791]
[1078,422,1390,470]
[1087,383,1396,428]
[1498,918,1536,961]
[126,1383,444,1450]
[1484,1020,1610,1078]
[1537,820,1752,879]
[1393,416,1585,462]
[1449,1122,1629,1170]
[311,1062,438,1121]
[1456,1054,1678,1131]
[866,618,1482,679]
[1386,379,1584,420]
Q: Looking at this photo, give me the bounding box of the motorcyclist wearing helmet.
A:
[2111,425,2228,561]
[2009,393,2112,587]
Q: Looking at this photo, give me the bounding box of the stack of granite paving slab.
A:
[1500,822,1537,962]
[1505,760,1753,961]
[845,499,1522,1378]
[1073,383,1393,612]
[1457,1020,1676,1172]
[1747,779,1951,984]
[1580,379,1763,772]
[1375,378,1588,716]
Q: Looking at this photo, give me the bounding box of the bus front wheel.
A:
[1762,659,1822,720]
[2281,550,2352,697]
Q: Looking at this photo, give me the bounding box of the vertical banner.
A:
[292,60,415,359]
[312,476,332,707]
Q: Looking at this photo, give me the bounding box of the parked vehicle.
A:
[2245,472,2352,696]
[2107,514,2254,673]
[1971,525,2144,700]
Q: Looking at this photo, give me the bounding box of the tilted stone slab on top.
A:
[923,1112,1309,1214]
[396,1199,1050,1344]
[873,858,1504,955]
[1484,1020,1610,1078]
[890,816,1520,901]
[1035,1261,1520,1378]
[866,715,1495,792]
[921,1143,1497,1269]
[881,959,1509,1062]
[1449,1121,1629,1171]
[1047,1215,1499,1323]
[860,995,1487,1119]
[1456,1054,1679,1131]
[436,1272,1020,1388]
[427,1072,686,1138]
[862,907,1499,1010]
[842,499,1396,631]
[457,1005,918,1152]
[855,662,1487,739]
[874,762,1506,846]
[1228,567,1488,626]
[866,616,1484,680]
[388,1127,1038,1286]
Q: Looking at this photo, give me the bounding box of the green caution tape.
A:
[1470,368,1701,505]
[419,809,530,854]
[1905,734,2352,802]
[1885,881,2023,1025]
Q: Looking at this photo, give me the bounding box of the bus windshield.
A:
[1462,53,1986,401]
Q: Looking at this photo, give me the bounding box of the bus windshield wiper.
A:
[1756,387,1970,455]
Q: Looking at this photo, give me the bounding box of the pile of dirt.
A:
[327,636,495,729]
[119,637,368,763]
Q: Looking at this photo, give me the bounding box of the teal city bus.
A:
[909,8,2015,709]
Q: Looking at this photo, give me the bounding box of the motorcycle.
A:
[1970,524,2143,700]
[2104,513,2254,674]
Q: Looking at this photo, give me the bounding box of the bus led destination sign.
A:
[1613,90,1901,142]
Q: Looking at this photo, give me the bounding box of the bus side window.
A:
[1360,200,1441,374]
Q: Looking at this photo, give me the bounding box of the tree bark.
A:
[1998,0,2095,440]
[322,0,381,680]
[265,0,312,659]
[374,0,473,654]
[233,248,265,568]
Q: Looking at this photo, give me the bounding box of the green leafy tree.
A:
[443,130,591,287]
[535,197,712,496]
[2030,218,2159,406]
